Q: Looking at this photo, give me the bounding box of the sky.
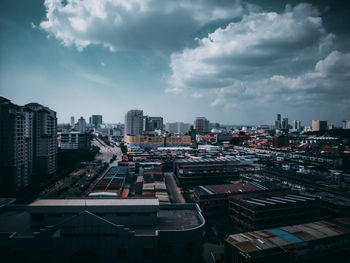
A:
[1,0,349,126]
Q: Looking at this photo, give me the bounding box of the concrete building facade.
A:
[194,117,209,134]
[25,103,58,177]
[0,198,205,263]
[312,120,328,131]
[60,131,91,150]
[124,110,144,136]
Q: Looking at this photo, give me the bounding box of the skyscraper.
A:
[25,102,58,177]
[293,120,301,132]
[144,116,163,132]
[282,118,289,132]
[70,116,75,128]
[0,97,33,194]
[124,110,144,136]
[77,117,86,133]
[90,115,103,128]
[312,120,328,131]
[194,117,210,134]
[275,114,281,129]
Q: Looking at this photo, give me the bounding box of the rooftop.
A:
[176,156,239,164]
[226,218,350,254]
[240,193,317,208]
[29,198,159,207]
[195,181,282,196]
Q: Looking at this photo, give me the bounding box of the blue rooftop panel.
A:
[267,228,303,244]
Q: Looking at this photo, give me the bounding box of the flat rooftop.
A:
[176,157,239,164]
[29,198,159,207]
[240,193,317,208]
[195,182,267,196]
[157,209,202,231]
[226,218,350,254]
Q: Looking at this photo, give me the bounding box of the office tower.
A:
[77,117,86,133]
[282,118,289,132]
[343,120,350,129]
[166,122,191,134]
[0,97,32,194]
[194,117,209,134]
[25,102,57,177]
[312,120,328,131]
[90,115,103,128]
[293,120,301,131]
[275,114,281,129]
[124,110,144,136]
[70,116,75,128]
[143,116,163,131]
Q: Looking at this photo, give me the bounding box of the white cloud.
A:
[166,3,350,117]
[168,3,331,93]
[40,0,244,52]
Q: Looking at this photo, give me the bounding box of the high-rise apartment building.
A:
[194,117,209,134]
[25,103,58,177]
[124,110,144,136]
[90,115,103,128]
[125,110,164,136]
[342,120,350,129]
[293,120,301,131]
[77,117,86,133]
[70,116,75,128]
[275,114,281,129]
[144,116,163,131]
[0,97,57,195]
[312,120,328,131]
[282,118,289,132]
[0,97,33,194]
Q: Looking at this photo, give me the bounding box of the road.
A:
[92,138,121,163]
[164,172,185,203]
[83,138,123,196]
[41,137,123,198]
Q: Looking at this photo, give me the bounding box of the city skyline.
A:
[1,0,350,125]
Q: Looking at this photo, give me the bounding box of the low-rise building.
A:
[0,198,205,263]
[225,217,350,263]
[59,131,91,150]
[194,182,287,218]
[174,157,253,186]
[125,135,191,148]
[229,192,322,232]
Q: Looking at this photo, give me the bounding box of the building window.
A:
[117,248,128,261]
[31,213,44,222]
[40,249,53,263]
[143,248,154,261]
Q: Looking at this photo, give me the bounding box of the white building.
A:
[343,120,350,129]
